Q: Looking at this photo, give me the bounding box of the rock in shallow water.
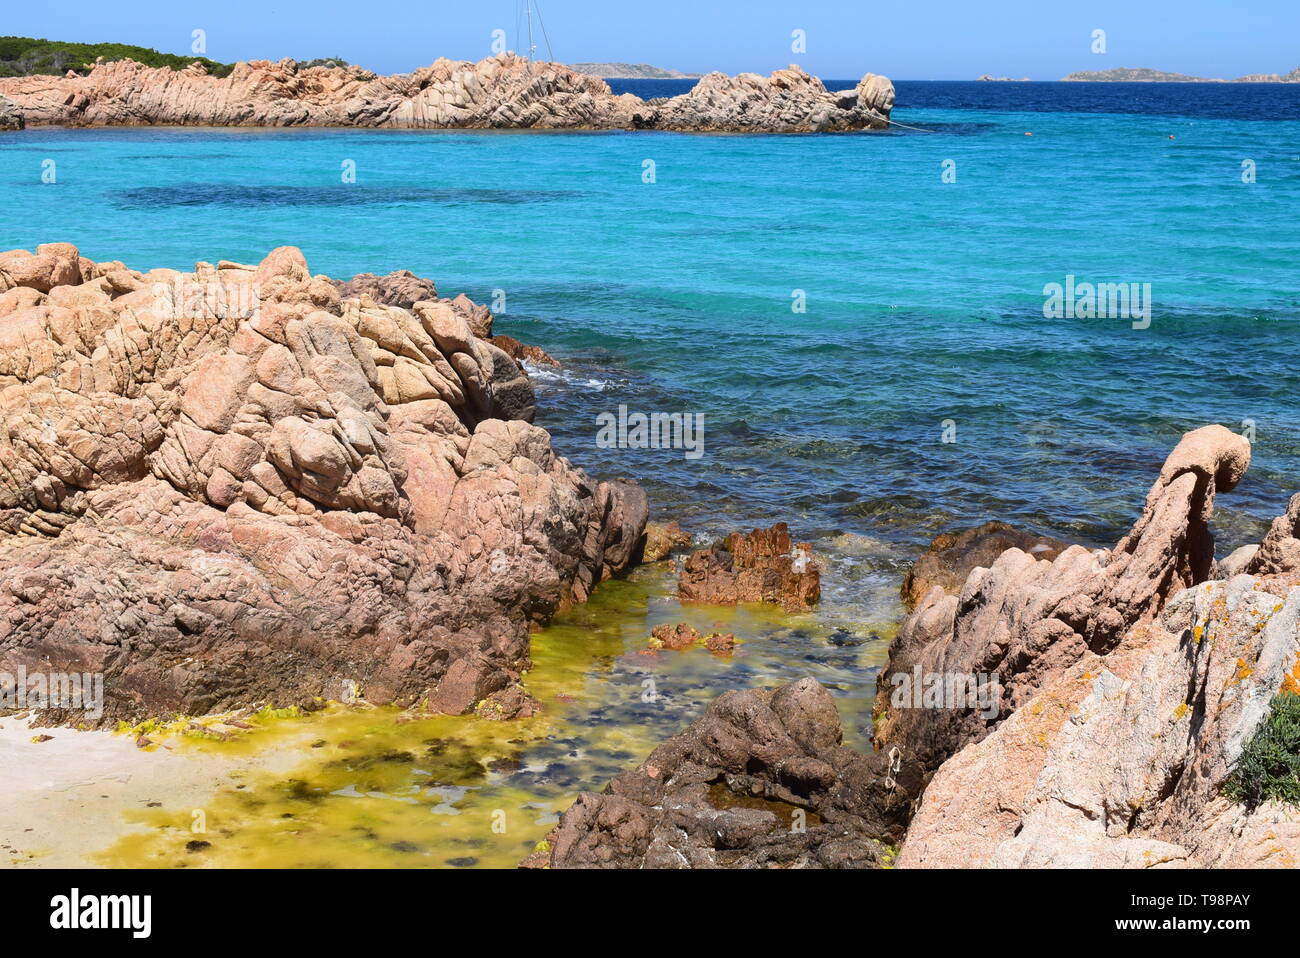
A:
[0,243,647,723]
[530,676,915,868]
[678,522,820,612]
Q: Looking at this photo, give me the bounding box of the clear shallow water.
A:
[100,567,888,869]
[1,85,1297,865]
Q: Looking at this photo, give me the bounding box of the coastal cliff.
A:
[537,426,1300,868]
[0,53,893,133]
[0,243,647,723]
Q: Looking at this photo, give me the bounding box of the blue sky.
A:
[8,0,1298,80]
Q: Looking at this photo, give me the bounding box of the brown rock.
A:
[642,520,692,562]
[649,623,702,650]
[704,632,737,655]
[490,334,558,368]
[1247,492,1300,576]
[901,520,1068,607]
[539,677,914,869]
[678,522,820,612]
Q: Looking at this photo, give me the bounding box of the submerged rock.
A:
[646,623,736,655]
[0,243,647,723]
[678,522,820,612]
[0,54,893,133]
[536,677,914,868]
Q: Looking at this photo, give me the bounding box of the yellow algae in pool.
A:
[98,563,897,868]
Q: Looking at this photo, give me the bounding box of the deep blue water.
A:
[611,78,1300,121]
[1,83,1296,608]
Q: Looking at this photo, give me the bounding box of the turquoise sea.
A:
[2,81,1298,629]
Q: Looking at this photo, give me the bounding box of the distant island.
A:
[567,62,702,79]
[976,74,1031,81]
[1062,65,1300,82]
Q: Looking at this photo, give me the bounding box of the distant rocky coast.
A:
[0,53,894,133]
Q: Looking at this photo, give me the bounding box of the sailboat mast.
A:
[517,0,552,63]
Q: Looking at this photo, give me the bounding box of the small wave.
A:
[526,363,618,392]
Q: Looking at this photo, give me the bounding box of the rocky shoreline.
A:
[535,427,1300,868]
[0,53,894,133]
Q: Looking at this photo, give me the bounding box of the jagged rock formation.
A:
[1247,493,1300,577]
[638,68,894,133]
[900,571,1300,867]
[0,243,646,723]
[678,522,820,612]
[0,95,22,130]
[531,677,916,868]
[0,54,893,133]
[900,520,1068,608]
[642,520,692,562]
[872,425,1252,806]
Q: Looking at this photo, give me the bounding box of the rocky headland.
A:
[0,243,647,724]
[536,425,1300,868]
[0,53,893,133]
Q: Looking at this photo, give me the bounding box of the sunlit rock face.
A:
[0,243,646,722]
[0,55,893,133]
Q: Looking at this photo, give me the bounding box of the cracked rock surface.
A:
[0,243,646,722]
[0,55,892,133]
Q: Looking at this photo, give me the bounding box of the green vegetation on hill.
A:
[0,36,234,78]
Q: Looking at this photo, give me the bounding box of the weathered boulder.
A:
[329,270,440,313]
[874,425,1252,811]
[534,677,916,868]
[1247,492,1300,576]
[900,520,1069,608]
[678,522,820,612]
[0,244,647,723]
[0,95,22,131]
[0,55,893,133]
[489,334,558,368]
[900,572,1300,868]
[642,519,692,562]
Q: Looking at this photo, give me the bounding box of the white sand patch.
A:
[0,718,316,868]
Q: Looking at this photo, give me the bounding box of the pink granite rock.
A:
[0,244,646,722]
